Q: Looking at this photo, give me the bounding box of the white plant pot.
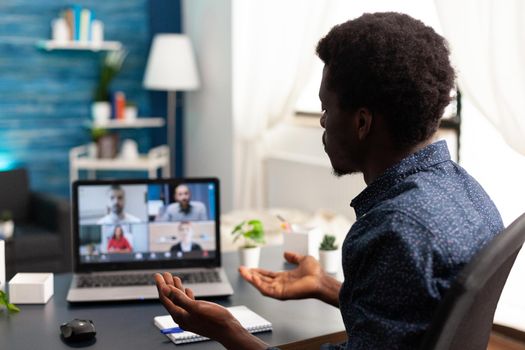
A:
[319,249,340,274]
[0,220,14,239]
[239,246,261,268]
[91,101,111,124]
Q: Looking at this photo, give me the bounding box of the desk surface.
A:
[0,246,345,349]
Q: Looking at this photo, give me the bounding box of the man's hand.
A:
[154,273,268,350]
[239,251,341,306]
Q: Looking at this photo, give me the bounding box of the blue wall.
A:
[0,0,181,197]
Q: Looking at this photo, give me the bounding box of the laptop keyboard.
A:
[76,271,222,288]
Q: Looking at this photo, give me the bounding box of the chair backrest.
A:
[420,213,525,350]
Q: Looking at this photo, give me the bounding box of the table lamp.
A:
[143,33,200,176]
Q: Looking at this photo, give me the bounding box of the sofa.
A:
[0,168,71,278]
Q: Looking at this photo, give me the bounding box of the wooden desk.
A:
[0,246,345,349]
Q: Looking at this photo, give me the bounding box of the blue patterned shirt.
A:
[339,140,503,349]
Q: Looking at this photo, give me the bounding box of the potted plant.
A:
[231,219,265,268]
[0,290,20,314]
[319,234,339,274]
[91,49,128,124]
[0,210,14,240]
[90,127,118,159]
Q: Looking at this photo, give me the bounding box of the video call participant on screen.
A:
[158,184,207,221]
[97,184,141,225]
[154,12,503,350]
[170,221,202,255]
[107,225,132,253]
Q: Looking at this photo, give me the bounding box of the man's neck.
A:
[362,139,432,185]
[180,203,191,214]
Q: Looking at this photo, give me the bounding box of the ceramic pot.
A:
[97,133,118,159]
[319,249,340,274]
[91,101,111,125]
[239,246,261,268]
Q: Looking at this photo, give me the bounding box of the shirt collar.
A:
[350,140,451,218]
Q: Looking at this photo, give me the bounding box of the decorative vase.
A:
[319,249,340,274]
[0,220,14,239]
[120,139,139,160]
[96,133,119,159]
[239,246,261,268]
[124,105,138,122]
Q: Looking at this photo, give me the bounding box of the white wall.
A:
[183,0,234,212]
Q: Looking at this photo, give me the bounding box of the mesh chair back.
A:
[420,213,525,350]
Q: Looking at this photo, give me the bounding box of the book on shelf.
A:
[53,6,102,45]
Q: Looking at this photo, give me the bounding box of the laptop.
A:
[67,177,234,302]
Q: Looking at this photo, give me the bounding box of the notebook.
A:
[154,305,273,344]
[66,177,234,302]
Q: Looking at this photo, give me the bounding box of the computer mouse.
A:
[60,319,96,342]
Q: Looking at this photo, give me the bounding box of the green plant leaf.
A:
[7,303,20,313]
[244,220,265,245]
[231,221,246,243]
[231,219,266,247]
[0,291,20,313]
[231,221,246,235]
[319,234,338,250]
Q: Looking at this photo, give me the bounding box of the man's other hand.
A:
[154,272,268,350]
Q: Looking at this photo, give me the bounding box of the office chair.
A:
[420,213,525,350]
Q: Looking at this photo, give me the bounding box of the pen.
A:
[277,215,292,233]
[160,327,185,334]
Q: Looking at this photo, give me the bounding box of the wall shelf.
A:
[36,40,123,51]
[69,144,170,182]
[88,117,165,129]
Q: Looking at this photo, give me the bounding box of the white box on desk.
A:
[282,227,323,260]
[8,273,54,304]
[0,240,5,292]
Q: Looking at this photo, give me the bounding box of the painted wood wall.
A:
[0,0,159,197]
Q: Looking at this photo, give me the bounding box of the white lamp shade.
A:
[143,34,200,91]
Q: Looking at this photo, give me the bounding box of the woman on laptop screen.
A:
[107,225,132,253]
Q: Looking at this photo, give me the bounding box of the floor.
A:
[489,330,525,350]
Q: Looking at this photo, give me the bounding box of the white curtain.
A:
[232,0,334,209]
[434,0,525,155]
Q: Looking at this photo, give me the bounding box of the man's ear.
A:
[356,108,373,141]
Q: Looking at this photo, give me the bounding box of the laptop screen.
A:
[72,178,221,272]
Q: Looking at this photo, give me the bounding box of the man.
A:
[154,12,503,349]
[170,221,202,256]
[158,184,207,221]
[97,185,141,225]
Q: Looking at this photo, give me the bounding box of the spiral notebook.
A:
[154,305,273,344]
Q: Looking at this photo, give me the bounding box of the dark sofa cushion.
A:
[0,168,30,222]
[13,225,63,260]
